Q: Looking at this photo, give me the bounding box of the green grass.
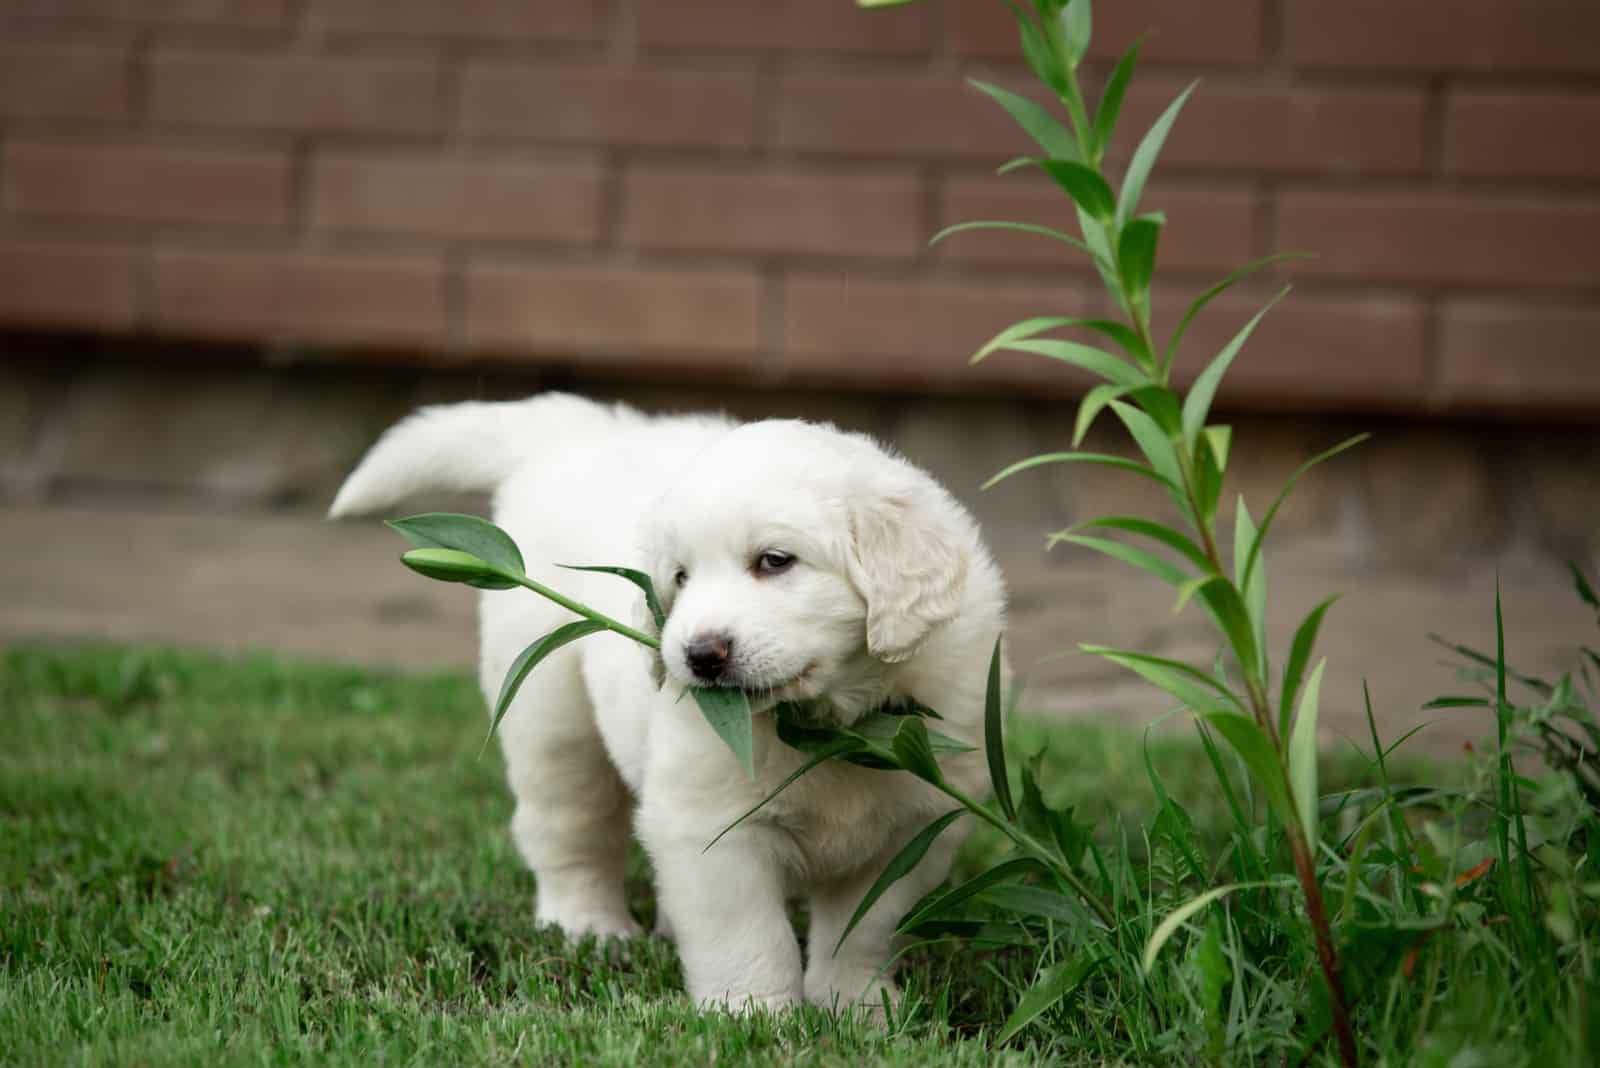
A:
[3,641,1593,1066]
[0,642,1040,1067]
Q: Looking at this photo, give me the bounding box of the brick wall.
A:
[1,0,1596,414]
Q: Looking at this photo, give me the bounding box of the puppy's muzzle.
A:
[685,634,733,682]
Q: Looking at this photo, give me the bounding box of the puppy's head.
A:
[636,420,971,718]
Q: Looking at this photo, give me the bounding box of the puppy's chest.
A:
[758,763,931,880]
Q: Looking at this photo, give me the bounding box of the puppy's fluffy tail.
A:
[328,393,617,518]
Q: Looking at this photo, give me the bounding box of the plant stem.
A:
[508,573,662,649]
[1173,360,1354,1064]
[942,782,1117,929]
[1287,818,1359,1067]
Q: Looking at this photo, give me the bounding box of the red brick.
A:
[151,248,445,345]
[5,141,291,228]
[1115,81,1427,176]
[311,155,604,243]
[1435,300,1600,411]
[1283,0,1600,76]
[1443,91,1600,181]
[0,238,139,330]
[308,0,605,43]
[0,44,130,122]
[952,0,1266,66]
[778,73,1032,160]
[639,0,933,55]
[462,62,757,150]
[464,263,762,362]
[938,176,1256,275]
[1277,191,1600,289]
[1163,290,1428,408]
[2,0,287,28]
[149,51,440,137]
[623,166,923,259]
[779,275,1100,391]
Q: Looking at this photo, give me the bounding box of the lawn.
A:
[2,640,1592,1066]
[0,643,1040,1067]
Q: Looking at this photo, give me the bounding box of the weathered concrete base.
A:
[2,345,1597,756]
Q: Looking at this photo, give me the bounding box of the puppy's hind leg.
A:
[491,646,640,941]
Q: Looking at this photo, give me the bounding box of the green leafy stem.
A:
[854,0,1366,1058]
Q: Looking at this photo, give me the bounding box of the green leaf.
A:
[1241,434,1370,598]
[1280,595,1339,738]
[929,220,1100,264]
[972,315,1136,363]
[997,955,1101,1044]
[1061,0,1092,67]
[897,858,1043,934]
[1196,915,1231,1059]
[1233,497,1267,678]
[1077,206,1125,309]
[1200,712,1294,828]
[968,78,1077,159]
[1421,695,1491,710]
[1013,4,1068,96]
[1072,383,1135,446]
[1569,561,1600,620]
[1192,577,1261,682]
[1050,533,1188,587]
[487,620,608,747]
[984,636,1014,821]
[1141,882,1262,973]
[1037,159,1116,221]
[704,736,864,853]
[1109,400,1183,490]
[399,547,518,589]
[889,716,943,784]
[978,884,1085,925]
[1162,252,1312,371]
[1116,215,1161,307]
[1129,384,1181,434]
[1180,288,1289,451]
[1141,730,1207,882]
[558,564,664,630]
[985,451,1178,492]
[388,512,525,577]
[835,810,966,954]
[1092,38,1141,155]
[1192,426,1227,522]
[1066,516,1210,571]
[983,338,1142,387]
[690,687,755,776]
[1083,646,1243,714]
[1203,425,1232,473]
[845,711,974,763]
[1118,79,1197,228]
[1289,658,1326,847]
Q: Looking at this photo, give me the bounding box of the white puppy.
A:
[330,393,1006,1014]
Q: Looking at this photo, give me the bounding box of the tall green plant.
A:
[860,0,1366,1061]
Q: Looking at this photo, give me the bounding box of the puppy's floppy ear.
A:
[845,488,970,663]
[632,591,667,689]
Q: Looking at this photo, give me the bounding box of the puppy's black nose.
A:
[686,635,733,681]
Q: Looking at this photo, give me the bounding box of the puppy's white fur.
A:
[331,393,1006,1014]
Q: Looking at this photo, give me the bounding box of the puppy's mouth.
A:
[717,661,819,709]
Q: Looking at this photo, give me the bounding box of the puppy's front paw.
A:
[805,965,901,1022]
[697,989,803,1016]
[539,903,643,943]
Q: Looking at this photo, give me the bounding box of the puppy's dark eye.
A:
[673,568,688,588]
[754,551,795,577]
